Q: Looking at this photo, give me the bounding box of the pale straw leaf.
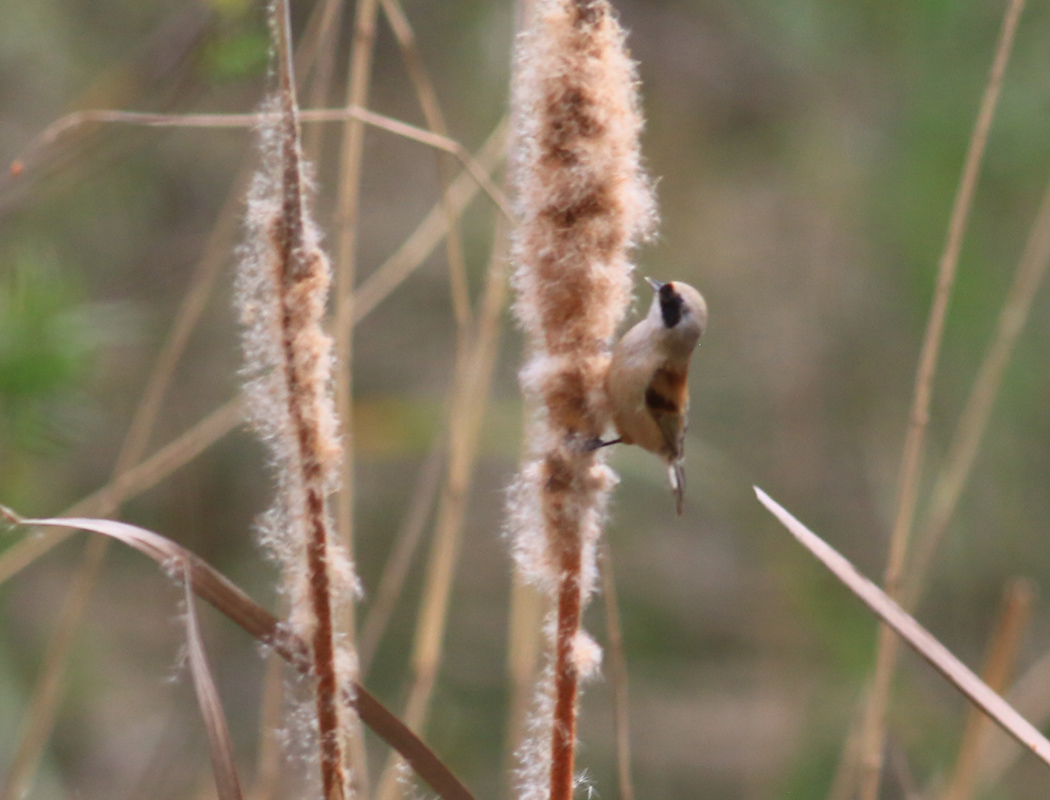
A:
[753,487,1050,770]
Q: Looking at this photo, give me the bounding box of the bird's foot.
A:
[573,435,621,453]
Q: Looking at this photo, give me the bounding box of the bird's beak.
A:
[645,276,664,292]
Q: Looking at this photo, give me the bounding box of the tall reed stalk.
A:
[506,1,655,798]
[236,3,358,798]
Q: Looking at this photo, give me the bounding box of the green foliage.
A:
[0,252,96,454]
[199,25,269,83]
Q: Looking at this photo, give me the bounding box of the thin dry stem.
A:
[352,117,510,323]
[0,536,108,800]
[941,579,1035,800]
[375,199,512,800]
[904,169,1050,607]
[504,576,546,798]
[180,563,245,800]
[599,542,635,800]
[0,151,254,800]
[332,0,379,788]
[301,0,346,162]
[857,1,1026,796]
[250,651,286,800]
[381,0,473,332]
[359,435,446,676]
[12,107,511,217]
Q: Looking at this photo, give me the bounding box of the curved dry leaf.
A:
[0,508,477,800]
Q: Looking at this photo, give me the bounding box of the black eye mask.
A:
[658,283,683,328]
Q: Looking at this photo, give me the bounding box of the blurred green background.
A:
[2,0,1050,798]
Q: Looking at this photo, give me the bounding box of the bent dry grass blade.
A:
[0,508,478,800]
[752,487,1050,770]
[180,565,245,800]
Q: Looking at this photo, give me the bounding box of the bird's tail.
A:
[668,461,685,516]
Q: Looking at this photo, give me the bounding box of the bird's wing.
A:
[644,366,688,459]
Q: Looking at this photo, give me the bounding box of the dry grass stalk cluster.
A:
[5,0,1050,799]
[506,1,654,798]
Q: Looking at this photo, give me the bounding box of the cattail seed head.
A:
[509,0,655,604]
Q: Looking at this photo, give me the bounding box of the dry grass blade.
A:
[180,565,245,800]
[0,509,478,800]
[753,487,1050,769]
[858,0,1028,796]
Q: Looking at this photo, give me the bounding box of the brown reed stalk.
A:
[856,1,1026,797]
[941,578,1035,800]
[507,2,655,798]
[237,3,355,797]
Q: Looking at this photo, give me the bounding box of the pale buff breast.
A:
[606,326,674,456]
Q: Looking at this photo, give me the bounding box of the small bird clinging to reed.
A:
[603,277,708,515]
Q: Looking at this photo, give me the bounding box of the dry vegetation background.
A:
[2,0,1050,799]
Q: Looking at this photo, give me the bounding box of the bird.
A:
[602,277,708,515]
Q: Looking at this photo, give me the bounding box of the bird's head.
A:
[645,277,708,352]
